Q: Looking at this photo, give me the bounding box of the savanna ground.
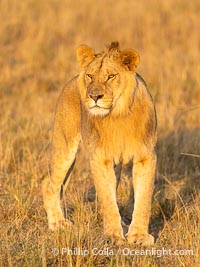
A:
[0,0,200,266]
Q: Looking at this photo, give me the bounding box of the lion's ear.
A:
[76,45,95,68]
[120,50,140,71]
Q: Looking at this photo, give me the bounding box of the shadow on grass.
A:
[152,127,200,240]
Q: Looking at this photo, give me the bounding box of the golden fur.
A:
[42,42,157,246]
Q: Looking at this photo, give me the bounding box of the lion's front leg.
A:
[127,152,157,246]
[90,156,124,242]
[42,131,80,231]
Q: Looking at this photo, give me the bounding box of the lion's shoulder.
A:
[55,75,81,122]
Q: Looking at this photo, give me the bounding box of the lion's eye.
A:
[86,74,92,79]
[107,74,116,80]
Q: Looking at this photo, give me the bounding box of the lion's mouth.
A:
[84,97,113,115]
[87,98,113,110]
[88,104,111,116]
[90,104,110,110]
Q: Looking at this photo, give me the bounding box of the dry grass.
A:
[0,0,200,266]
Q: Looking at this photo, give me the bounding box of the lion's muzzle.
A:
[89,93,104,103]
[85,90,113,116]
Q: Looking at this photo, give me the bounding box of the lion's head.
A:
[77,42,140,116]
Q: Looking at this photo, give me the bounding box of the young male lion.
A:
[42,42,157,246]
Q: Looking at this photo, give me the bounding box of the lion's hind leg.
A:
[114,162,122,190]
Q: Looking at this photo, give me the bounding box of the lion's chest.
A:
[95,117,140,164]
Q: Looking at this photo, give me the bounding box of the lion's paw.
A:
[48,218,72,231]
[127,233,154,246]
[104,226,125,245]
[105,234,126,246]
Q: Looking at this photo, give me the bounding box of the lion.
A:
[42,42,157,246]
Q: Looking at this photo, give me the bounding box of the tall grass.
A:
[0,0,200,266]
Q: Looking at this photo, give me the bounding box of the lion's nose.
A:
[89,94,104,102]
